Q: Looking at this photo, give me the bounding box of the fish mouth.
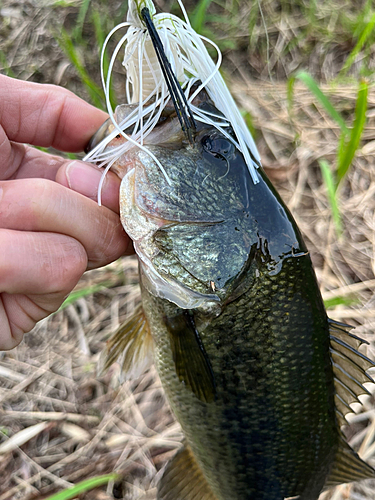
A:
[141,6,196,143]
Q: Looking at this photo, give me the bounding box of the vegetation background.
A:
[1,0,375,499]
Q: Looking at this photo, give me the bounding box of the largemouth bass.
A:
[86,2,375,499]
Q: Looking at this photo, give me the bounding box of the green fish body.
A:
[102,100,375,500]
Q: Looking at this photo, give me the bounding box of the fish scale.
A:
[143,252,336,500]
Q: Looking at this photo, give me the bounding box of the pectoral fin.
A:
[329,318,375,427]
[164,311,216,403]
[103,306,154,380]
[158,442,217,500]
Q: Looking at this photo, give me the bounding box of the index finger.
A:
[0,75,108,152]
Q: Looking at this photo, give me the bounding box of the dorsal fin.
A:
[329,319,375,425]
[158,442,217,500]
[329,319,370,347]
[324,435,375,489]
[102,306,154,379]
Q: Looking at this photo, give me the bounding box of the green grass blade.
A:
[66,152,78,160]
[0,51,15,77]
[319,159,342,236]
[44,473,120,500]
[287,75,296,116]
[191,0,213,34]
[336,80,368,183]
[248,1,259,44]
[336,131,347,178]
[241,110,256,138]
[324,296,357,309]
[339,12,375,77]
[91,9,116,109]
[91,10,106,55]
[56,281,111,312]
[295,71,349,135]
[56,28,105,109]
[72,0,92,41]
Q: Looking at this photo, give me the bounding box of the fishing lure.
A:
[84,0,261,204]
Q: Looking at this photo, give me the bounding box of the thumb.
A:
[56,160,120,214]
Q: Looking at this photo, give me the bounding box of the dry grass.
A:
[1,1,375,499]
[0,258,183,499]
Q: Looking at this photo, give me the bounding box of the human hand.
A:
[0,75,131,350]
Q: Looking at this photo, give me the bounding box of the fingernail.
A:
[65,161,105,199]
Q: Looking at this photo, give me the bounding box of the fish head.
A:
[113,102,259,311]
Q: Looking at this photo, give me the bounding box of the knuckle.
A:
[32,234,87,295]
[88,217,126,268]
[0,178,56,230]
[50,238,88,293]
[0,299,24,350]
[0,329,23,350]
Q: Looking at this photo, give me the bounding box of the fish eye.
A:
[201,134,235,159]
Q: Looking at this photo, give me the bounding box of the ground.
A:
[1,1,375,499]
